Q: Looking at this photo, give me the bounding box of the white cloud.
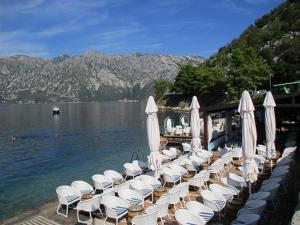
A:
[36,14,108,37]
[0,31,48,57]
[0,0,44,14]
[222,0,252,15]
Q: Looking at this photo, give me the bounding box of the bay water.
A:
[0,102,183,219]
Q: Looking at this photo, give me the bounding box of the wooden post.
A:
[203,113,208,150]
[225,111,232,142]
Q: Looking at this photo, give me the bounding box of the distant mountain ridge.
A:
[0,52,204,103]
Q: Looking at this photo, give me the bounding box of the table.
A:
[80,193,94,201]
[153,187,168,203]
[127,205,144,224]
[182,174,193,182]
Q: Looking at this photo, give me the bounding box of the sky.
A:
[0,0,285,58]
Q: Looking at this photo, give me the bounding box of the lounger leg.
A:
[66,205,69,217]
[104,216,107,224]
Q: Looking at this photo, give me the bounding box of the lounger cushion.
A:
[141,189,152,196]
[212,200,225,209]
[80,189,93,194]
[172,175,180,181]
[102,182,112,188]
[112,206,128,216]
[66,195,80,203]
[127,198,143,205]
[199,212,214,222]
[152,183,161,189]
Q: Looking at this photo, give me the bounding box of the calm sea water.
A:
[0,102,184,219]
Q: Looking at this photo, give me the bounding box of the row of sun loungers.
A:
[55,130,297,225]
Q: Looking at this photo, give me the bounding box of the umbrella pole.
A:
[248,182,252,195]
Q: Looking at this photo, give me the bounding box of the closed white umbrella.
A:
[190,96,201,153]
[145,96,161,178]
[263,91,276,166]
[238,91,259,194]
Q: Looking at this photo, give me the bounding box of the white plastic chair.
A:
[185,158,199,174]
[182,142,191,153]
[256,146,267,158]
[155,195,171,224]
[117,188,144,206]
[130,180,154,202]
[133,206,159,225]
[189,172,207,191]
[71,180,94,196]
[241,199,266,216]
[92,174,113,192]
[76,194,102,224]
[175,209,206,225]
[56,185,80,217]
[99,188,115,203]
[169,164,188,176]
[176,125,183,135]
[208,160,223,180]
[162,167,181,187]
[201,190,226,221]
[248,191,270,201]
[231,213,260,225]
[186,201,214,223]
[104,170,124,183]
[162,150,176,160]
[124,163,142,179]
[227,173,246,191]
[138,174,161,189]
[168,187,183,210]
[260,183,280,212]
[209,183,234,200]
[177,182,191,205]
[101,195,129,225]
[132,160,149,171]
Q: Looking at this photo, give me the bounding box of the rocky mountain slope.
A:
[0,52,204,103]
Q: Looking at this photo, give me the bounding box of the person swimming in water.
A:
[11,136,16,142]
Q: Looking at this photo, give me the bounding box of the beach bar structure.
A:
[201,91,300,150]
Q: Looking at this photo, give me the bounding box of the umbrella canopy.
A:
[263,91,276,160]
[190,96,201,153]
[238,91,258,183]
[145,96,161,178]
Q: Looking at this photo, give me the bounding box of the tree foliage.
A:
[154,80,173,99]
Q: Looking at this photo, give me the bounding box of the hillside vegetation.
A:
[156,0,300,104]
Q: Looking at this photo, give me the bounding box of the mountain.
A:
[0,52,204,103]
[211,0,300,86]
[171,0,300,103]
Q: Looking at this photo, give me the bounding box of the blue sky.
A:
[0,0,284,58]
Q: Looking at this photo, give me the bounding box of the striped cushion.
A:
[172,175,180,181]
[199,212,214,222]
[212,200,225,209]
[80,189,92,194]
[127,198,142,205]
[141,189,152,196]
[66,195,79,203]
[112,206,128,216]
[102,182,112,188]
[152,183,161,189]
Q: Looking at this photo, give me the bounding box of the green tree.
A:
[227,47,271,100]
[154,80,173,99]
